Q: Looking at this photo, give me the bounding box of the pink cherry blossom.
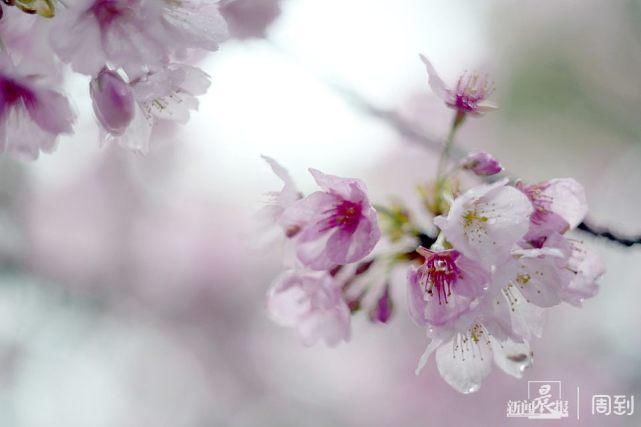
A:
[280,169,380,270]
[51,0,168,76]
[268,270,350,346]
[498,245,571,308]
[51,0,228,76]
[0,59,75,160]
[516,178,588,246]
[461,151,503,176]
[407,247,489,327]
[99,64,211,153]
[535,232,603,307]
[490,231,601,310]
[419,54,497,116]
[434,179,533,268]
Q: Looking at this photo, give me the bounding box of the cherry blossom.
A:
[419,326,533,394]
[51,0,228,76]
[280,169,380,270]
[92,64,211,153]
[249,52,606,395]
[407,247,489,327]
[433,179,533,268]
[0,58,75,159]
[419,54,497,116]
[268,270,350,346]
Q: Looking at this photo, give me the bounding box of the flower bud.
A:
[369,284,393,323]
[461,152,503,176]
[90,69,135,136]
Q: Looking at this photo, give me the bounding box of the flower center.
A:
[0,76,32,107]
[325,200,362,233]
[91,0,133,27]
[417,248,461,304]
[462,209,488,226]
[453,73,492,112]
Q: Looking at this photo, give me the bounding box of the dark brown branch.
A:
[577,221,641,247]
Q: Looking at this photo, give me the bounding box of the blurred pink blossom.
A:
[461,151,503,176]
[268,270,350,346]
[51,0,228,76]
[419,54,497,116]
[220,0,282,39]
[0,58,75,159]
[98,64,211,153]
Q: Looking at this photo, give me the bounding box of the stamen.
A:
[416,248,461,305]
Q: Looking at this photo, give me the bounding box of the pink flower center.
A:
[453,73,492,113]
[0,76,33,108]
[91,0,134,27]
[417,248,461,304]
[325,200,362,233]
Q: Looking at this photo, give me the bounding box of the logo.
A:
[506,381,569,419]
[592,394,634,416]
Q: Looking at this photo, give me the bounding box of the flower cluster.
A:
[263,156,381,346]
[0,0,282,159]
[263,56,603,393]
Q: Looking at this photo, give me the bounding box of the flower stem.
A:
[436,110,466,180]
[432,111,466,214]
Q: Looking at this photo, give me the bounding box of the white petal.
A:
[545,178,588,228]
[418,54,451,101]
[435,335,493,393]
[491,338,533,378]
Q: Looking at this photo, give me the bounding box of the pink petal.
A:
[308,168,367,202]
[24,88,75,135]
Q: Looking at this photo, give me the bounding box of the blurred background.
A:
[1,0,640,425]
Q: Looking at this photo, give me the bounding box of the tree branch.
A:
[577,221,641,247]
